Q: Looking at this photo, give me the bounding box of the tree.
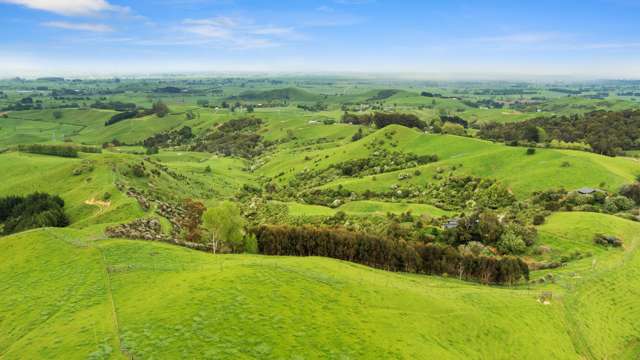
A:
[202,201,245,253]
[442,123,466,136]
[180,199,206,242]
[152,101,170,117]
[52,110,63,119]
[497,226,526,254]
[352,128,364,141]
[620,183,640,205]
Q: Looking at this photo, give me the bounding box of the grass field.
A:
[295,125,639,198]
[2,214,639,359]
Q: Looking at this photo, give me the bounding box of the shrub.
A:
[105,111,137,126]
[593,234,622,247]
[152,101,170,118]
[620,183,640,205]
[352,128,364,141]
[243,233,258,254]
[442,123,466,136]
[17,144,78,158]
[497,226,527,254]
[131,163,146,177]
[0,193,69,235]
[604,196,635,213]
[532,214,546,225]
[526,148,536,155]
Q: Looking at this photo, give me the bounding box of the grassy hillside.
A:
[2,214,640,358]
[0,228,576,359]
[257,123,636,198]
[0,152,142,227]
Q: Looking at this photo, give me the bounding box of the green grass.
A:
[281,200,451,218]
[0,152,143,227]
[301,125,637,198]
[0,227,583,359]
[4,212,640,358]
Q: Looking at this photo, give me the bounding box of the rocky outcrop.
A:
[105,218,169,241]
[105,217,212,253]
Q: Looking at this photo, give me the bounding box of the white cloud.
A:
[475,32,563,45]
[0,0,127,16]
[180,16,301,49]
[42,21,113,32]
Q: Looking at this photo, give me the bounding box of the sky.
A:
[1,0,639,78]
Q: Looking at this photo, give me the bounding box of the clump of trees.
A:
[0,193,69,235]
[191,118,270,158]
[478,110,640,156]
[342,112,427,130]
[203,201,252,253]
[104,101,171,126]
[593,234,622,247]
[530,187,638,215]
[151,101,170,118]
[91,101,137,112]
[297,102,328,112]
[143,126,194,149]
[252,224,529,284]
[425,176,516,210]
[440,210,537,255]
[440,115,469,128]
[18,144,78,158]
[105,111,137,126]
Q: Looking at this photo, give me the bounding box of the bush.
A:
[526,148,536,155]
[0,193,69,235]
[532,214,546,225]
[243,233,258,254]
[620,183,640,205]
[497,226,526,254]
[593,234,622,247]
[442,123,466,136]
[131,163,146,177]
[105,111,137,126]
[17,144,78,158]
[604,196,635,213]
[152,101,170,118]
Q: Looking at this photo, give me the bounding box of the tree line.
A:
[342,112,427,130]
[104,101,171,126]
[17,144,101,158]
[478,110,640,156]
[0,193,69,235]
[252,224,529,285]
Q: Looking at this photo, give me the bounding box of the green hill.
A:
[2,211,640,358]
[228,88,323,102]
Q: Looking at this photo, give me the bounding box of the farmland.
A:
[1,77,640,359]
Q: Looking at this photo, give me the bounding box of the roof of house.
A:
[444,218,460,229]
[577,187,597,195]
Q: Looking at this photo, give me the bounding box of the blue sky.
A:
[1,0,639,78]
